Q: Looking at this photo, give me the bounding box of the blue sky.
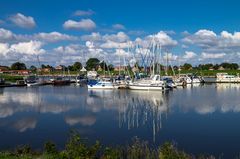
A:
[0,0,240,66]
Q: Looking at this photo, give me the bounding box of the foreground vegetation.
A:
[0,131,218,159]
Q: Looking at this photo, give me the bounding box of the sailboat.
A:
[128,74,165,90]
[128,37,166,91]
[25,56,46,87]
[76,67,88,84]
[25,75,45,87]
[87,60,117,89]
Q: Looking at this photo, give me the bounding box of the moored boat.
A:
[216,73,240,83]
[128,75,165,91]
[24,75,45,87]
[87,79,118,89]
[53,76,71,85]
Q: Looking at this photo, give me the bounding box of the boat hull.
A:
[53,80,71,85]
[27,82,44,87]
[87,85,117,89]
[128,84,163,91]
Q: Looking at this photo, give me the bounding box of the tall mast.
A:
[119,53,121,75]
[159,44,162,76]
[152,37,155,75]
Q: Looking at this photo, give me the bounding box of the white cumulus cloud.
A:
[34,32,78,42]
[9,40,45,55]
[9,13,36,29]
[63,19,96,30]
[0,28,15,41]
[103,32,129,42]
[148,31,178,47]
[183,51,197,59]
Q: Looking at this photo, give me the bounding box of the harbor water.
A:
[0,83,240,158]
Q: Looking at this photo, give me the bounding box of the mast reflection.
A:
[88,90,170,142]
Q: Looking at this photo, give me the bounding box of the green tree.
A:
[29,65,37,71]
[11,62,27,70]
[182,63,192,70]
[86,58,100,71]
[100,61,108,71]
[72,62,82,71]
[108,64,114,71]
[213,64,219,70]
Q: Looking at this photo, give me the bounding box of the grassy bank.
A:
[1,69,240,83]
[0,74,24,82]
[0,131,217,159]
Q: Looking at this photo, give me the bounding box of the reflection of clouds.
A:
[172,84,240,114]
[65,115,96,126]
[0,87,86,118]
[0,107,14,118]
[195,105,215,114]
[216,83,240,92]
[13,117,37,132]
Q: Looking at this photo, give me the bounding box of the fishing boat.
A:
[128,75,165,91]
[216,73,240,83]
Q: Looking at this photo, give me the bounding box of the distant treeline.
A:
[1,58,239,72]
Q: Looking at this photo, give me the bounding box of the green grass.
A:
[0,74,24,82]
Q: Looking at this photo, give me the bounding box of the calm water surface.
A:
[0,83,240,158]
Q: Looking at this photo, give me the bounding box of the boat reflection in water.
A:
[88,89,170,142]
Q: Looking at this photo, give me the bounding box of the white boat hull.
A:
[87,85,117,89]
[216,79,240,83]
[27,82,44,87]
[128,84,163,91]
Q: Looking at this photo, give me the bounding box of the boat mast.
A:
[152,37,156,76]
[159,43,162,76]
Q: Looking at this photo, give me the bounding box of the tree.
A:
[72,62,82,71]
[220,62,239,70]
[11,62,27,70]
[182,63,192,70]
[99,61,108,71]
[86,58,100,71]
[41,64,47,69]
[108,64,114,72]
[29,65,37,71]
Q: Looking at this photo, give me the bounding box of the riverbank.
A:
[0,131,215,159]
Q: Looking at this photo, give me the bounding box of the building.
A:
[37,68,52,73]
[55,65,63,70]
[218,66,225,70]
[208,67,214,71]
[15,70,31,75]
[0,66,9,73]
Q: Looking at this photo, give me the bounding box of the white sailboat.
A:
[87,58,117,89]
[128,75,165,90]
[88,79,118,89]
[128,37,166,91]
